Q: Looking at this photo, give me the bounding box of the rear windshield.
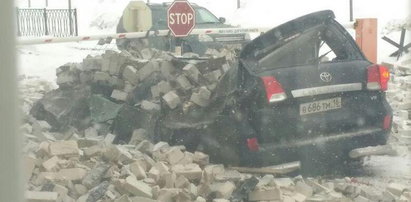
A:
[258,23,363,70]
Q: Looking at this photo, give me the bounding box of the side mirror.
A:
[219,17,226,24]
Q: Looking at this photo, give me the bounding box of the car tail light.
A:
[367,65,390,91]
[261,76,287,103]
[383,115,392,130]
[247,138,259,152]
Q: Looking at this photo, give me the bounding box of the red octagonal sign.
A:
[167,1,196,37]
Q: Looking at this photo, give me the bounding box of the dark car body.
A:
[159,10,392,170]
[116,3,248,54]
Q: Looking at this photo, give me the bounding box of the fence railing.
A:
[16,8,78,37]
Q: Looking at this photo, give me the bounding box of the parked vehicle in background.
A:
[116,1,250,55]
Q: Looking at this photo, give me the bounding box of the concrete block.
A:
[130,161,147,180]
[354,195,372,202]
[136,140,154,154]
[165,147,185,165]
[26,191,58,202]
[214,170,242,182]
[49,140,79,157]
[108,76,124,89]
[295,181,313,197]
[139,61,159,81]
[82,55,102,71]
[74,184,88,196]
[123,65,139,85]
[104,133,116,145]
[42,156,59,172]
[103,145,133,163]
[123,176,153,198]
[178,151,194,165]
[153,141,170,153]
[202,164,225,184]
[163,172,177,188]
[115,195,132,202]
[130,196,158,202]
[172,164,202,181]
[93,71,111,83]
[256,175,275,188]
[176,75,193,91]
[193,152,209,167]
[210,181,236,199]
[194,196,207,202]
[111,89,128,101]
[292,193,307,202]
[157,188,180,202]
[190,87,211,107]
[53,183,68,196]
[248,186,282,201]
[163,91,181,109]
[84,127,98,139]
[57,168,87,181]
[141,100,161,111]
[273,178,294,188]
[151,81,172,98]
[387,183,408,197]
[148,167,161,182]
[175,175,190,188]
[183,64,201,82]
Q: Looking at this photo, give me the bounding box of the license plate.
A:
[300,97,342,115]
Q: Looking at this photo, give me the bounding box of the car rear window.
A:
[258,23,363,70]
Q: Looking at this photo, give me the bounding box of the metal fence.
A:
[16,8,78,37]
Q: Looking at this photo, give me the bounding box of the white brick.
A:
[111,89,128,101]
[123,66,139,85]
[26,191,58,202]
[163,91,181,109]
[248,187,282,201]
[42,156,59,172]
[124,176,153,198]
[49,141,79,157]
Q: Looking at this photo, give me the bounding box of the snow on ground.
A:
[17,41,117,81]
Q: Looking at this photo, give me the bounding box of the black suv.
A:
[157,10,393,171]
[116,2,249,55]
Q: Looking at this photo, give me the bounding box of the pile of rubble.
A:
[29,47,236,142]
[384,58,411,145]
[23,129,411,202]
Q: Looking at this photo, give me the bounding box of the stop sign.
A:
[167,1,196,37]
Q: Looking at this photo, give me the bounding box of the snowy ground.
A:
[17,0,411,191]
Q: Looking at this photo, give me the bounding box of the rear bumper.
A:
[257,127,389,166]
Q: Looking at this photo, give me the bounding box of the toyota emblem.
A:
[320,72,332,82]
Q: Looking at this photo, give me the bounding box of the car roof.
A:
[147,2,201,9]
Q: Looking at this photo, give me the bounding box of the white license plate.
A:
[300,97,342,115]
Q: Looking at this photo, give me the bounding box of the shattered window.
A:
[259,24,363,69]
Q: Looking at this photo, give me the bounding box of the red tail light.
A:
[383,115,392,130]
[261,76,287,103]
[367,65,390,91]
[247,138,259,152]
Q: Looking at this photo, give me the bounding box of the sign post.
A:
[167,0,196,54]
